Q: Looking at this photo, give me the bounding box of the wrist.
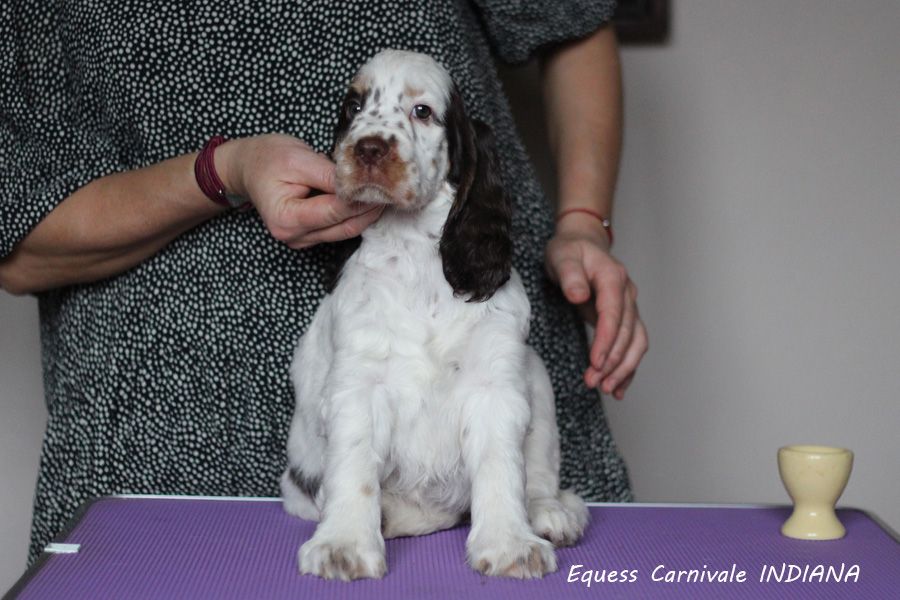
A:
[194,136,249,210]
[555,207,613,249]
[213,137,246,199]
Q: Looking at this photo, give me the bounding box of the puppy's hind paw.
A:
[529,489,589,547]
[299,536,387,581]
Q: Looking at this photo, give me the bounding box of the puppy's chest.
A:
[333,247,477,491]
[335,246,482,363]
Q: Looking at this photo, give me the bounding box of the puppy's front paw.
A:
[467,533,556,579]
[299,535,387,581]
[528,490,589,547]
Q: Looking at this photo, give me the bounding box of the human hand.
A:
[217,134,383,249]
[545,215,648,399]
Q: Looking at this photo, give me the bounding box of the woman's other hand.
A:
[545,215,648,399]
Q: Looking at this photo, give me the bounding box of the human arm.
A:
[0,135,382,295]
[541,24,648,398]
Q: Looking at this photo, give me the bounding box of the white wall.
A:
[604,0,900,527]
[502,0,900,538]
[0,294,45,586]
[2,0,899,591]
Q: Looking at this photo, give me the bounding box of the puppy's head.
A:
[334,50,453,209]
[334,49,512,301]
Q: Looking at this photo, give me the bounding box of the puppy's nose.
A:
[354,136,389,166]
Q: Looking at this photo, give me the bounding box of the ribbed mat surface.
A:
[11,498,899,599]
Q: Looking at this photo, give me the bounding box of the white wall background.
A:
[0,294,45,587]
[2,0,898,591]
[605,0,900,526]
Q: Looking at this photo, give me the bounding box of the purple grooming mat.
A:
[6,497,899,599]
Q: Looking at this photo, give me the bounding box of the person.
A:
[0,0,647,564]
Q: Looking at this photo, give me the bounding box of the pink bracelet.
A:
[194,136,249,210]
[556,207,614,247]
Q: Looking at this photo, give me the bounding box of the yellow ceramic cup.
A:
[778,445,853,540]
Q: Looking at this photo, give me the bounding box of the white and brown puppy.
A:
[281,49,588,581]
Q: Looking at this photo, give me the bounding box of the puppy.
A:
[281,49,588,580]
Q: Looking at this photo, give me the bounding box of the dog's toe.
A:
[528,490,589,547]
[299,536,386,581]
[468,533,556,578]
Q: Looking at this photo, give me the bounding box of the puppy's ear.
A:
[440,87,512,302]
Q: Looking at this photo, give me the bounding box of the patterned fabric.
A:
[0,0,628,564]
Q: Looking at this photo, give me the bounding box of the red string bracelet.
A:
[194,136,249,210]
[556,207,614,247]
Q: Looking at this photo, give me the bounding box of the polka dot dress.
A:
[1,0,629,564]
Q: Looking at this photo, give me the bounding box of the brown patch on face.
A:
[337,137,411,205]
[360,484,375,497]
[377,141,408,195]
[404,84,423,98]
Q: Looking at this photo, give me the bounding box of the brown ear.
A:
[439,87,512,302]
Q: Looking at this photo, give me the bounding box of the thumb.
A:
[294,151,337,194]
[551,254,591,305]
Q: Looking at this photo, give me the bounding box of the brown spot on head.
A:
[352,74,372,93]
[404,84,424,98]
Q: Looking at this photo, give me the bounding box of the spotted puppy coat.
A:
[281,50,588,580]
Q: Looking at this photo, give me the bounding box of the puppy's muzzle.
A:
[354,136,390,167]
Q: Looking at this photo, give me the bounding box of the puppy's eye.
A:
[412,104,432,120]
[345,99,362,118]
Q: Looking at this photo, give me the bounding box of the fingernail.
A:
[583,371,593,388]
